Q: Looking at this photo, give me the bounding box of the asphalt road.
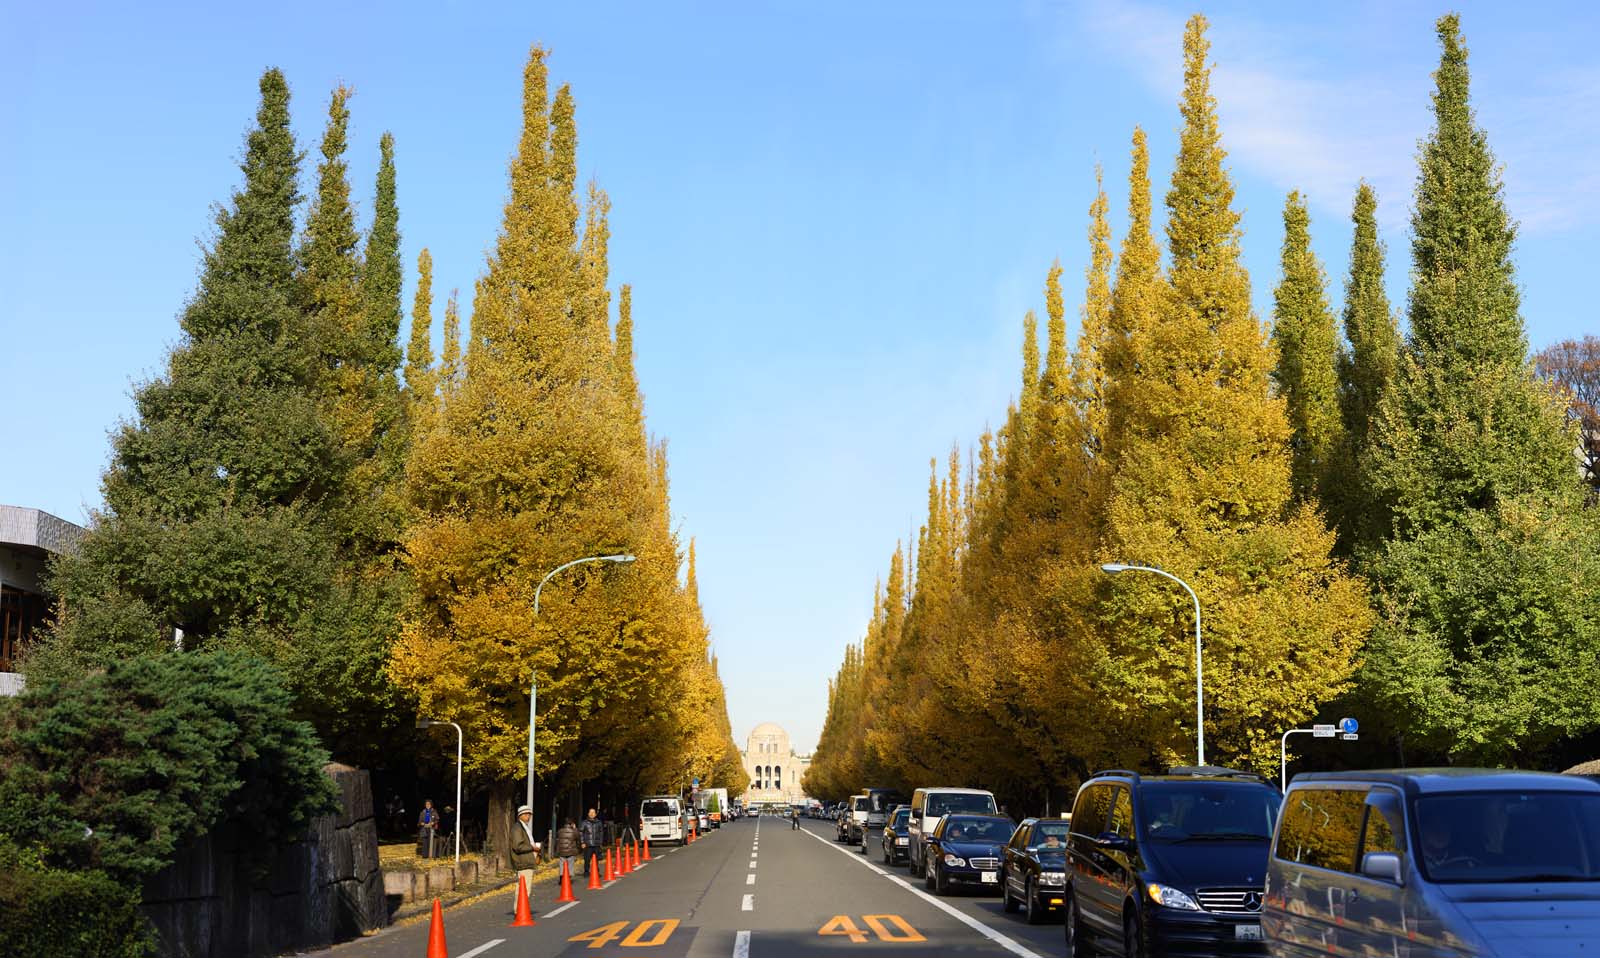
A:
[312,816,1067,958]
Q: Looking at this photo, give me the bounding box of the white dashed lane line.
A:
[746,873,755,885]
[733,930,751,958]
[741,893,754,911]
[457,940,504,958]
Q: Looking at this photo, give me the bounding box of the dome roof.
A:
[750,722,787,737]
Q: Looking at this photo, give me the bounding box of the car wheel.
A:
[1064,893,1093,958]
[1123,910,1144,958]
[924,861,936,891]
[1002,874,1019,914]
[1024,878,1042,925]
[934,862,950,896]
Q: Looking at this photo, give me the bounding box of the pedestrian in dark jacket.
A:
[555,818,581,875]
[579,809,605,875]
[510,804,542,904]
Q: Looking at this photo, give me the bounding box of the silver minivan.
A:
[1265,769,1600,957]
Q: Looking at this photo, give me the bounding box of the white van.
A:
[907,787,999,877]
[640,795,685,845]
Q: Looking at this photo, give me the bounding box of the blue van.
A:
[1265,769,1600,957]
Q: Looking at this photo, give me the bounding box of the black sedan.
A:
[880,806,912,865]
[1002,817,1071,924]
[923,814,1016,895]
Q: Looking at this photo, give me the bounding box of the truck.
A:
[696,788,730,827]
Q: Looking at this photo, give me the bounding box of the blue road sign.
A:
[1339,717,1359,735]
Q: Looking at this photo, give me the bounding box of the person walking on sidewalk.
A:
[511,804,543,903]
[579,808,604,875]
[555,817,581,876]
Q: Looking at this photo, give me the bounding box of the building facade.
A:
[1,505,85,693]
[739,722,812,806]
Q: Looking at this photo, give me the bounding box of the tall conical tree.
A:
[404,248,437,416]
[1092,16,1369,774]
[1364,15,1576,537]
[1332,182,1399,551]
[1271,190,1344,504]
[440,289,461,397]
[1104,128,1163,461]
[1356,15,1600,765]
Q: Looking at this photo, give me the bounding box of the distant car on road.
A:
[837,795,865,843]
[924,813,1016,895]
[1264,768,1600,957]
[881,806,913,865]
[1003,816,1071,924]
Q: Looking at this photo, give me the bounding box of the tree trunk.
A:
[487,779,515,870]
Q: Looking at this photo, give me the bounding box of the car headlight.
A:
[1146,883,1201,911]
[943,854,966,867]
[897,838,909,845]
[1040,871,1066,885]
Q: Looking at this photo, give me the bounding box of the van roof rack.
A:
[1165,765,1267,782]
[1091,769,1142,781]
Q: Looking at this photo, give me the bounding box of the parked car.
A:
[1264,768,1600,957]
[1064,766,1282,957]
[849,794,870,845]
[640,795,685,845]
[1003,816,1072,924]
[908,787,1000,878]
[864,788,908,830]
[881,806,913,865]
[924,813,1016,895]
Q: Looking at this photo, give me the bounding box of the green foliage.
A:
[1272,191,1344,505]
[0,651,336,882]
[0,838,152,958]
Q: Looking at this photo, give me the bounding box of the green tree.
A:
[1357,15,1600,764]
[1333,182,1399,550]
[1271,191,1344,505]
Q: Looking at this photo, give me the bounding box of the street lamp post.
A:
[417,718,464,866]
[527,554,637,813]
[1101,563,1206,766]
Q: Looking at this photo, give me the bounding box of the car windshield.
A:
[941,816,1014,843]
[642,800,676,817]
[854,798,870,811]
[870,792,906,813]
[927,793,998,818]
[1415,791,1600,883]
[1138,782,1281,842]
[890,810,910,829]
[1032,822,1070,847]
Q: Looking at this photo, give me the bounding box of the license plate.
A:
[1234,924,1262,941]
[981,871,998,883]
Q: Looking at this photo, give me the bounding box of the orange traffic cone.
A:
[642,838,652,861]
[587,854,602,889]
[557,858,577,903]
[510,875,537,927]
[604,847,616,881]
[633,839,642,867]
[425,898,448,958]
[620,843,632,875]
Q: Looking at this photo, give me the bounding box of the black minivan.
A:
[1064,767,1282,957]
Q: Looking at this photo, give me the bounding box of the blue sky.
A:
[5,1,1598,753]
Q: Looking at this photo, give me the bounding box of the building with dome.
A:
[739,722,812,806]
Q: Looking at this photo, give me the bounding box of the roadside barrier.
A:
[587,855,602,889]
[510,875,537,927]
[425,898,447,958]
[557,859,577,903]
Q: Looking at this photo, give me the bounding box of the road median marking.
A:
[741,893,754,911]
[457,940,504,958]
[545,901,578,918]
[745,873,755,885]
[733,930,750,958]
[800,826,1044,958]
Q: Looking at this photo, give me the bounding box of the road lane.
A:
[313,814,1065,958]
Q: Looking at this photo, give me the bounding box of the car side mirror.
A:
[1092,832,1132,852]
[1360,851,1404,885]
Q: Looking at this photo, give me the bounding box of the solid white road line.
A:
[543,902,578,919]
[741,893,754,911]
[746,873,756,885]
[733,930,751,958]
[457,940,505,958]
[801,826,1045,958]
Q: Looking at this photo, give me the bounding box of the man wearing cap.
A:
[511,804,543,903]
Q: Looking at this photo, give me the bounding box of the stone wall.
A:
[141,764,387,957]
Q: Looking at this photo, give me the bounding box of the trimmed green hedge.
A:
[0,840,151,957]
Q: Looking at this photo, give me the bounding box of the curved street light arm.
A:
[1101,563,1205,766]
